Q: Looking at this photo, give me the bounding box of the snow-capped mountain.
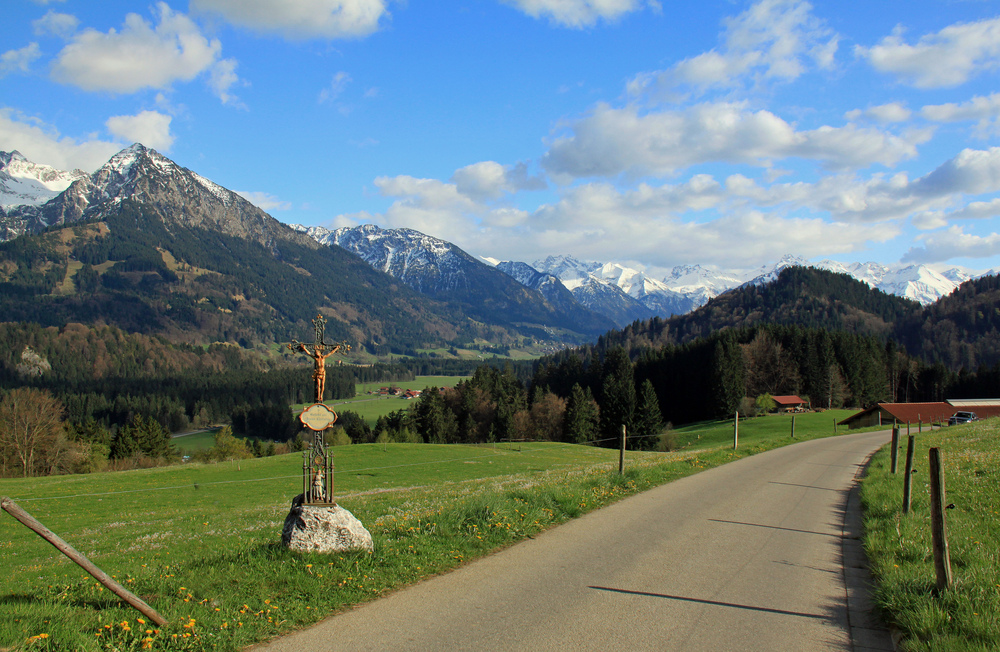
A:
[742,255,974,306]
[293,223,483,295]
[0,151,87,211]
[528,256,655,326]
[0,144,313,249]
[291,224,616,336]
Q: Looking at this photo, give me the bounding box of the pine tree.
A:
[633,379,663,450]
[599,347,636,446]
[563,384,600,444]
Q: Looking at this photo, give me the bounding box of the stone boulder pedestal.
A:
[282,498,373,554]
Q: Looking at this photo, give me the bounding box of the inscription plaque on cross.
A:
[288,315,350,505]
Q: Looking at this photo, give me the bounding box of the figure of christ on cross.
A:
[289,315,351,403]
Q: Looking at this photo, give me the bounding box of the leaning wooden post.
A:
[618,425,626,475]
[734,411,739,450]
[928,448,953,590]
[890,427,900,474]
[1,497,168,626]
[902,435,915,514]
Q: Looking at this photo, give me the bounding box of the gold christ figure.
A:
[289,315,350,403]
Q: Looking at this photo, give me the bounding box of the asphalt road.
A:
[255,430,895,652]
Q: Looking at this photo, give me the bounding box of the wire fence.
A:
[4,432,669,504]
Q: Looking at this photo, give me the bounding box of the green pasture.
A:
[292,376,470,425]
[1,414,869,650]
[673,409,858,450]
[171,431,219,454]
[861,419,1000,651]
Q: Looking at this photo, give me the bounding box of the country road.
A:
[255,430,895,652]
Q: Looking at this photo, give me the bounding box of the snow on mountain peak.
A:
[1,150,88,209]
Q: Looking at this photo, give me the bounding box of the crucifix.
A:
[288,315,350,505]
[288,314,350,403]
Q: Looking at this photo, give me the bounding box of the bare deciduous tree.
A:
[0,388,66,478]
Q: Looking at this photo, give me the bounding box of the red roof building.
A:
[772,395,808,410]
[838,400,1000,429]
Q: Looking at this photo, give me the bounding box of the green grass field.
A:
[291,376,470,426]
[171,431,219,454]
[0,412,879,650]
[861,419,1000,651]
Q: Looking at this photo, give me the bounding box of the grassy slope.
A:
[861,419,1000,651]
[1,413,864,650]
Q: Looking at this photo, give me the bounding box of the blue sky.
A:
[3,0,1000,276]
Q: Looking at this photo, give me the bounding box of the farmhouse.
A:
[838,399,1000,429]
[772,395,808,412]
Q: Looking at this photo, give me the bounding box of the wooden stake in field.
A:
[928,447,953,590]
[890,427,900,474]
[733,411,739,450]
[1,497,167,626]
[902,435,915,514]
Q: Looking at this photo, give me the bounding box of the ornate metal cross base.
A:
[301,429,335,506]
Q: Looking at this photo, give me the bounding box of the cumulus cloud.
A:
[51,3,240,103]
[105,110,175,152]
[844,102,911,124]
[451,161,546,200]
[191,0,389,40]
[1,43,42,76]
[32,10,79,37]
[501,0,656,28]
[903,226,1000,263]
[857,17,1000,89]
[236,191,292,211]
[628,0,838,99]
[921,93,1000,137]
[0,108,120,171]
[541,102,927,179]
[337,162,903,268]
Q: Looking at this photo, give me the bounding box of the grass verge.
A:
[2,412,855,651]
[861,419,1000,651]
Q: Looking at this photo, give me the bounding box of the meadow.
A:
[289,376,469,426]
[861,419,1000,651]
[2,409,860,650]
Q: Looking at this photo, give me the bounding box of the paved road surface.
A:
[255,431,895,651]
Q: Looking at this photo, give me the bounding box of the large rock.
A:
[282,500,373,554]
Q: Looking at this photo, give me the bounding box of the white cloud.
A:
[451,161,546,200]
[903,226,1000,263]
[236,191,292,211]
[0,108,120,171]
[191,0,389,40]
[502,0,655,28]
[32,11,79,37]
[541,102,927,179]
[208,58,242,106]
[845,102,911,124]
[50,3,240,104]
[629,0,838,99]
[340,163,900,268]
[921,93,1000,137]
[857,17,1000,89]
[318,71,352,103]
[105,111,175,152]
[1,43,42,76]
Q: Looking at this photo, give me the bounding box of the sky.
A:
[3,0,1000,277]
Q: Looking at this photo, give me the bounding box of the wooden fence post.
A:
[890,427,899,473]
[902,435,915,514]
[1,497,168,626]
[790,415,796,438]
[928,448,953,590]
[619,425,626,475]
[734,412,739,450]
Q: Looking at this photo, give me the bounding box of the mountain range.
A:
[0,145,615,352]
[2,146,997,358]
